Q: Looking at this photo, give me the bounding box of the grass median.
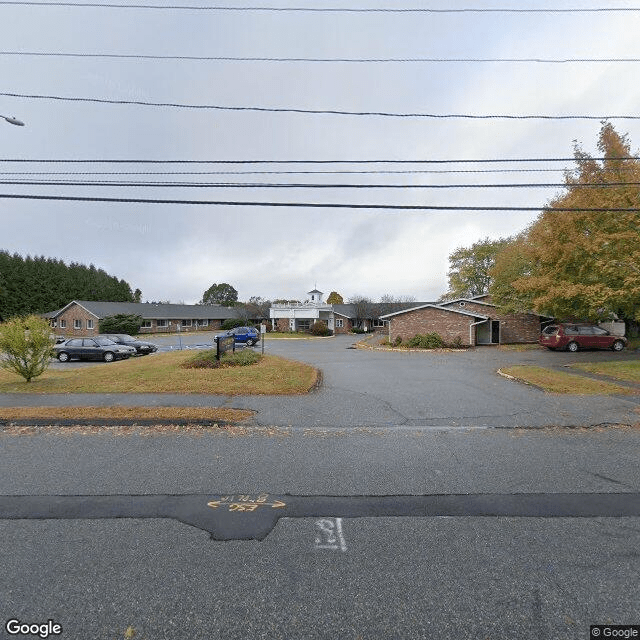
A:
[499,365,634,395]
[0,406,254,423]
[0,350,319,395]
[570,361,640,384]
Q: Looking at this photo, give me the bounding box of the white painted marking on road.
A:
[314,518,347,552]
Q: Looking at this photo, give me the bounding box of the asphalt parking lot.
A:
[29,332,640,429]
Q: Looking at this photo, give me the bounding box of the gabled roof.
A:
[48,300,241,320]
[440,297,497,308]
[379,304,489,320]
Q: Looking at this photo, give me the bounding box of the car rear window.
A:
[542,326,558,335]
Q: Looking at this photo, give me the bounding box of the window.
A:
[197,319,209,327]
[335,318,344,328]
[181,319,192,327]
[74,319,82,330]
[86,320,94,330]
[59,319,66,329]
[297,320,311,331]
[141,320,152,329]
[373,319,387,327]
[157,320,168,328]
[66,339,82,347]
[50,320,57,328]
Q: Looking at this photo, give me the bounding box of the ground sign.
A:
[215,334,235,360]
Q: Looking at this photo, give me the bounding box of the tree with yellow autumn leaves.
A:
[490,123,640,328]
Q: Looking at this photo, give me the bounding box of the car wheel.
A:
[57,351,70,362]
[246,339,255,347]
[612,340,625,352]
[103,351,115,362]
[566,342,579,352]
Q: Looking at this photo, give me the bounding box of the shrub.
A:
[99,314,143,335]
[393,335,403,347]
[449,336,464,349]
[311,320,331,336]
[221,318,247,330]
[351,327,366,334]
[181,348,262,369]
[406,332,445,349]
[221,349,262,367]
[0,315,55,382]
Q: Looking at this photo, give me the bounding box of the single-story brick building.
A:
[380,295,548,346]
[45,300,240,337]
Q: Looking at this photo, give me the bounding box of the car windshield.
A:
[3,5,639,639]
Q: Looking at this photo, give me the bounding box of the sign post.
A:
[261,323,266,355]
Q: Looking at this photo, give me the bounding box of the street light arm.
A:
[1,115,25,126]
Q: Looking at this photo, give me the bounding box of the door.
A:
[82,338,103,360]
[491,321,500,344]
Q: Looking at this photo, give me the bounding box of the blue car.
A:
[227,326,260,346]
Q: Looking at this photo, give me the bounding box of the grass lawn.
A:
[498,344,544,352]
[0,406,253,423]
[499,365,634,395]
[570,361,640,384]
[0,351,318,395]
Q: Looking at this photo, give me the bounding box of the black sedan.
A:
[54,337,136,362]
[99,333,159,355]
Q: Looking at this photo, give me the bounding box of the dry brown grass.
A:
[571,361,640,384]
[499,365,634,395]
[0,406,253,423]
[0,351,318,395]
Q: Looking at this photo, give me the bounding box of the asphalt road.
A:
[1,334,639,639]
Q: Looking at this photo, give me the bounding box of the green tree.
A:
[491,123,640,325]
[326,291,344,304]
[99,314,143,335]
[200,283,238,306]
[0,315,54,382]
[441,237,512,301]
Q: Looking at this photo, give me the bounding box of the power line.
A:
[0,169,575,176]
[2,91,640,119]
[0,157,636,164]
[1,2,639,12]
[3,51,640,64]
[2,192,640,210]
[1,179,638,188]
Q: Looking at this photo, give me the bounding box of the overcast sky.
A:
[2,1,640,305]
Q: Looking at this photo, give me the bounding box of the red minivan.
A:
[539,324,627,352]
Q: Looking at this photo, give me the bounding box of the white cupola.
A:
[307,288,323,303]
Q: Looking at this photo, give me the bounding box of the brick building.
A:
[46,300,240,337]
[269,289,433,334]
[380,295,547,346]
